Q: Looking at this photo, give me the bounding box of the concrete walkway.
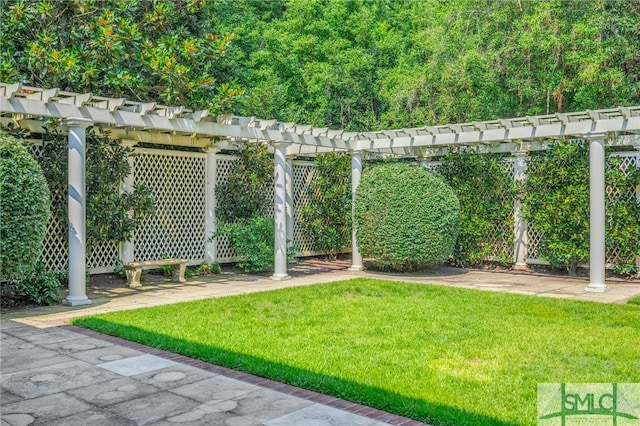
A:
[2,261,639,426]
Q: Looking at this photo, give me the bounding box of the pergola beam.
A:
[354,117,640,151]
[4,83,639,154]
[0,92,351,150]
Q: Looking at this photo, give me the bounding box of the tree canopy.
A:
[2,0,638,128]
[1,0,241,113]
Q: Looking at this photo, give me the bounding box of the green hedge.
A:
[354,162,460,271]
[0,131,50,281]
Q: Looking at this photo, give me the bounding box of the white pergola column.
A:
[205,146,221,264]
[271,142,291,280]
[63,118,93,306]
[586,134,609,292]
[419,156,431,169]
[513,150,528,270]
[119,140,136,265]
[636,144,640,276]
[285,155,294,247]
[349,151,364,271]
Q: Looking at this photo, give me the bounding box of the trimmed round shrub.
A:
[354,162,460,271]
[0,131,50,280]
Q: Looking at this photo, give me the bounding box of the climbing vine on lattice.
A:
[437,149,516,267]
[299,153,351,257]
[36,129,155,253]
[215,143,273,222]
[524,140,640,276]
[213,143,278,272]
[605,153,640,276]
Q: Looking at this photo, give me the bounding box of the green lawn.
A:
[73,278,640,426]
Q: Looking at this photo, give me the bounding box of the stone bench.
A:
[124,259,189,288]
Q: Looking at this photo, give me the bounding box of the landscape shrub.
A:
[1,262,62,307]
[0,131,50,281]
[354,162,460,271]
[300,153,351,257]
[437,150,516,266]
[196,262,221,276]
[215,217,275,273]
[213,217,297,273]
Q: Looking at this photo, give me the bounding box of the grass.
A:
[628,295,640,306]
[72,278,640,426]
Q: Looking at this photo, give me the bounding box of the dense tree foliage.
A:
[3,0,638,126]
[211,0,640,129]
[1,0,241,113]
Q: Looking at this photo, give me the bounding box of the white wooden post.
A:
[513,150,528,270]
[349,151,364,271]
[634,143,640,276]
[586,134,609,292]
[271,142,291,280]
[286,155,294,248]
[419,156,431,169]
[63,118,93,306]
[205,146,220,264]
[119,140,136,265]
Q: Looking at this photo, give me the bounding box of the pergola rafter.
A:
[3,83,639,155]
[2,82,639,304]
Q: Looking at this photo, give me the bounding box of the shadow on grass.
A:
[73,317,518,426]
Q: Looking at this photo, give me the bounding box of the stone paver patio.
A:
[2,260,639,425]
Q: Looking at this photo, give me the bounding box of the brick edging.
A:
[63,325,428,426]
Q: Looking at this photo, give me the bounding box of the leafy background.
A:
[2,0,638,124]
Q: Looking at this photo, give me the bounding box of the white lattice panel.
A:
[133,148,206,263]
[526,225,544,262]
[87,241,120,271]
[606,152,640,265]
[39,211,68,271]
[526,151,639,266]
[214,155,237,262]
[30,144,67,271]
[292,161,320,254]
[421,160,441,170]
[30,143,119,272]
[30,140,635,274]
[486,158,516,261]
[213,154,278,262]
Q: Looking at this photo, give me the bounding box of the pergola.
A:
[1,82,639,305]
